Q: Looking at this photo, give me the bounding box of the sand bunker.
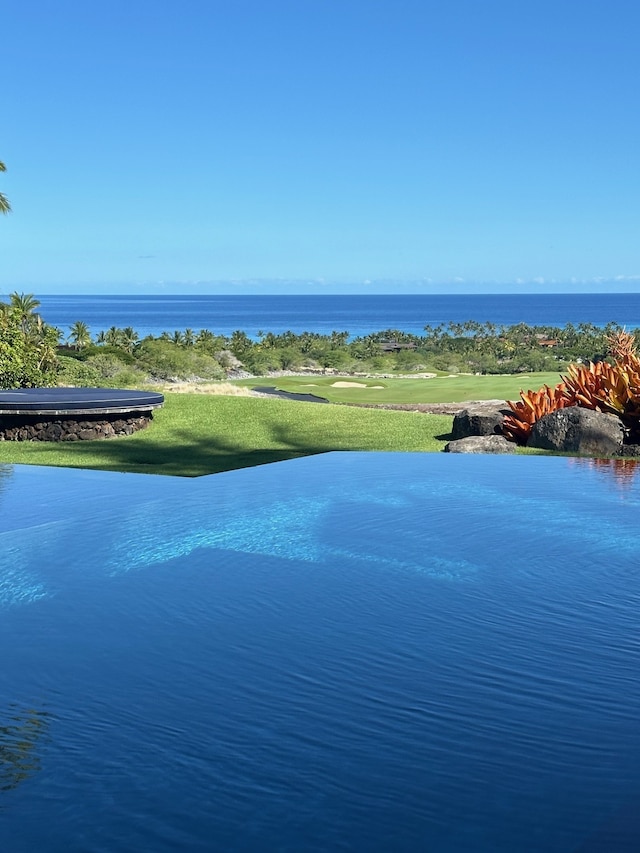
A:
[331,382,384,389]
[332,381,367,388]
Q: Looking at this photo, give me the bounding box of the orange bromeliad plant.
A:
[502,383,571,443]
[562,330,640,421]
[561,361,640,418]
[503,330,640,443]
[607,328,640,368]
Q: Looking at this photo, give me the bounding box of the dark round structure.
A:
[0,387,164,441]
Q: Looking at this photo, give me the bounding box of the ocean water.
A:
[1,453,640,851]
[34,292,640,340]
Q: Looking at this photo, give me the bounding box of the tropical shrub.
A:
[502,384,571,443]
[57,356,103,386]
[561,361,640,419]
[0,296,59,388]
[503,330,640,443]
[135,339,224,381]
[276,347,303,370]
[84,353,133,379]
[313,347,353,371]
[69,344,137,365]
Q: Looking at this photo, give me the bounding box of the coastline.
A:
[37,292,640,340]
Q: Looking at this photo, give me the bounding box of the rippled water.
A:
[36,292,640,339]
[1,454,640,851]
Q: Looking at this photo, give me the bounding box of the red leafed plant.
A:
[502,383,571,443]
[607,328,640,368]
[503,330,640,444]
[562,330,640,421]
[561,361,640,418]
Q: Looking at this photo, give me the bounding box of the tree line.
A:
[1,291,637,388]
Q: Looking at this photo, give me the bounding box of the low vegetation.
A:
[2,292,638,477]
[235,372,564,405]
[2,291,633,389]
[0,293,59,388]
[55,320,638,386]
[0,395,453,477]
[504,330,640,443]
[222,322,631,376]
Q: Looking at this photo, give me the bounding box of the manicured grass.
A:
[234,372,563,405]
[0,393,453,477]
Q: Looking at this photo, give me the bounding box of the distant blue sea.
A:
[35,293,640,340]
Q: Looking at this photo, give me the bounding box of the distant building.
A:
[378,340,418,352]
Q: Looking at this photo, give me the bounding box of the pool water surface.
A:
[1,453,639,851]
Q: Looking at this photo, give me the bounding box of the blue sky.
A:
[2,0,639,294]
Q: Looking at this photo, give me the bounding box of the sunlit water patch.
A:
[1,453,640,851]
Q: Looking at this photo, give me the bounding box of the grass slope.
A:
[235,372,563,404]
[0,394,453,477]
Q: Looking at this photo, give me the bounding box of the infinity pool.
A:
[1,453,640,851]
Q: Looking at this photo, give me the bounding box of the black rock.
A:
[528,406,624,456]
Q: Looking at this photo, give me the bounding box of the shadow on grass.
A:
[49,430,330,477]
[2,398,450,477]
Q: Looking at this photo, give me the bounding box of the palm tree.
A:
[330,330,349,348]
[230,329,251,355]
[68,320,92,350]
[196,328,215,345]
[9,292,41,335]
[104,326,124,347]
[195,328,219,354]
[0,160,10,215]
[120,326,139,354]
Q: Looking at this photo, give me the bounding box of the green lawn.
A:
[0,394,453,477]
[234,371,562,405]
